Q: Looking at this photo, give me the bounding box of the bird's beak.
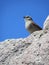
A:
[23,16,25,18]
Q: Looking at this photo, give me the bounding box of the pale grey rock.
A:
[15,30,49,65]
[0,30,49,65]
[43,15,49,30]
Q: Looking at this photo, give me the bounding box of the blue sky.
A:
[0,0,49,41]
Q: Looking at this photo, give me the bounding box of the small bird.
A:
[24,16,42,33]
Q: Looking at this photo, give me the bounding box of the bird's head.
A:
[23,16,33,21]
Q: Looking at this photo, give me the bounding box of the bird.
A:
[23,16,42,33]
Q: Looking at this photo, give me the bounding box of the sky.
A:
[0,0,49,41]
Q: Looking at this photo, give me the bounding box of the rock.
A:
[0,16,49,65]
[0,30,49,65]
[43,15,49,30]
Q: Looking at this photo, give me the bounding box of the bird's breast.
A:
[25,21,32,29]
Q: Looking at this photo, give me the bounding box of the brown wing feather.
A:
[32,23,42,30]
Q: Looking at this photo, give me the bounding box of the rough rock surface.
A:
[0,16,49,65]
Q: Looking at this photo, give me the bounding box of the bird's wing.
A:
[32,23,42,30]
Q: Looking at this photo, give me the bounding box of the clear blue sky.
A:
[0,0,49,41]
